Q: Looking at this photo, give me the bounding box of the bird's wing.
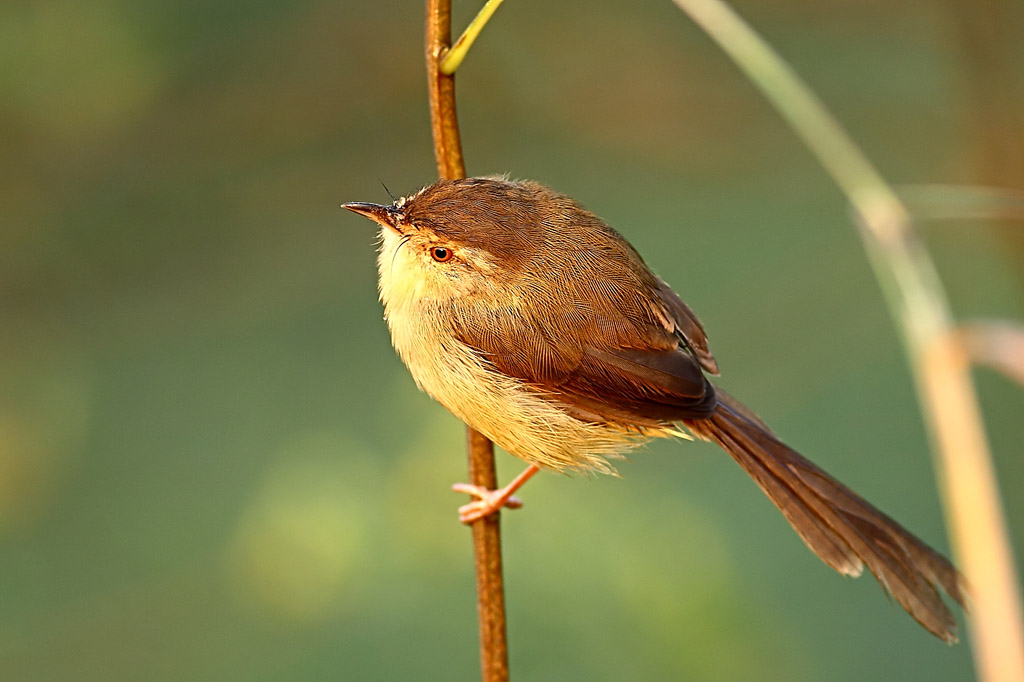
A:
[654,277,718,374]
[452,277,717,426]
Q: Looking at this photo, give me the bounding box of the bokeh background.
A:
[3,0,1023,680]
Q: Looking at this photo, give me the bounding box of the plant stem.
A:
[671,1,1024,679]
[466,429,509,681]
[425,2,510,681]
[426,0,465,180]
[441,0,505,75]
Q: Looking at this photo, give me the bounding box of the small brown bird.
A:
[343,176,965,642]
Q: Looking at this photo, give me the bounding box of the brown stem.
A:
[466,429,509,682]
[426,0,466,180]
[425,2,509,681]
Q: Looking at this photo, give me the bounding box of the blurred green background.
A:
[2,0,1023,680]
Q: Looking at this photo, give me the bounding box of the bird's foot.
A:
[451,464,541,524]
[451,483,523,524]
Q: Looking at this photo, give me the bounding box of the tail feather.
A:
[687,398,966,643]
[708,413,864,578]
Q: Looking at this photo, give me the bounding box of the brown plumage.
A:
[344,176,966,642]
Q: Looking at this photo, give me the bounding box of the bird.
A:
[343,175,965,642]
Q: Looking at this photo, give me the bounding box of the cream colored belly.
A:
[383,302,638,474]
[375,225,652,473]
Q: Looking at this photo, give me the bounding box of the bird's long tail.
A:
[685,395,966,642]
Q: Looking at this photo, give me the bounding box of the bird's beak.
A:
[341,202,398,227]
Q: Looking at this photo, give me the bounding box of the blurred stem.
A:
[426,2,510,682]
[898,185,1024,223]
[957,322,1024,389]
[441,0,506,75]
[671,0,1024,679]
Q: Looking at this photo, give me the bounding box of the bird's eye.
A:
[431,246,453,262]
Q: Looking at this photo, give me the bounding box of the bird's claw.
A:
[451,482,523,524]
